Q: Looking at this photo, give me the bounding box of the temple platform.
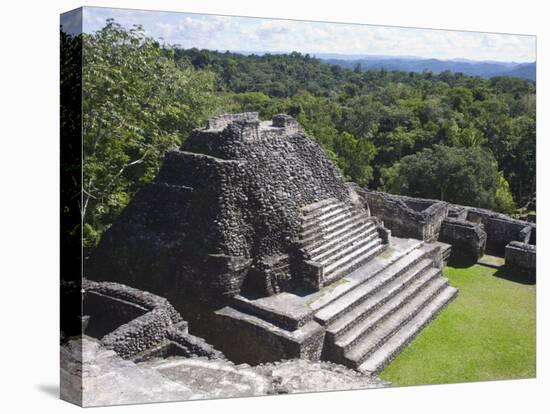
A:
[212,237,457,375]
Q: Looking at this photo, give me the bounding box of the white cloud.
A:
[60,8,82,36]
[83,7,536,62]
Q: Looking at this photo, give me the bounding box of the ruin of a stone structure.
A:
[360,189,536,277]
[89,112,543,375]
[78,279,224,361]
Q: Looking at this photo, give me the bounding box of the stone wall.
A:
[88,113,364,306]
[83,280,223,360]
[439,218,486,261]
[505,241,536,278]
[360,190,447,242]
[464,207,535,255]
[356,189,535,263]
[211,306,325,365]
[207,112,260,130]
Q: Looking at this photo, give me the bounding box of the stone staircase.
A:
[214,196,458,375]
[298,198,386,286]
[313,242,458,375]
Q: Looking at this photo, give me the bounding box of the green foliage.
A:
[383,145,500,209]
[495,173,517,214]
[452,123,486,148]
[447,86,474,112]
[333,132,377,186]
[81,20,217,247]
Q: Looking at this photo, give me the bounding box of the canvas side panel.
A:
[60,7,83,407]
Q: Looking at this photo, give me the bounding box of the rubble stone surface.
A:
[61,337,385,407]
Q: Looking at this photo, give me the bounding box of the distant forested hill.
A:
[172,47,535,212]
[319,56,536,81]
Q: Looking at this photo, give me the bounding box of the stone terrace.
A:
[214,237,457,375]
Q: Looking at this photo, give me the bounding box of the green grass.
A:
[380,264,536,386]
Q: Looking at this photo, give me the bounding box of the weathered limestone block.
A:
[518,225,533,244]
[301,260,324,291]
[204,254,254,299]
[212,306,325,365]
[439,218,487,262]
[207,112,260,130]
[447,205,468,220]
[505,241,536,277]
[272,113,304,135]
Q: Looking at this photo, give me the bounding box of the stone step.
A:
[300,209,367,241]
[315,231,379,266]
[315,247,430,325]
[301,197,342,215]
[335,267,441,352]
[301,217,373,251]
[345,277,449,366]
[301,204,353,229]
[326,258,434,339]
[299,198,339,214]
[270,263,289,272]
[308,222,377,259]
[358,286,458,375]
[323,242,386,285]
[309,239,425,313]
[323,237,382,274]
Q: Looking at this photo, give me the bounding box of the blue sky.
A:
[63,6,536,62]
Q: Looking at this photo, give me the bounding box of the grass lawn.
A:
[380,263,536,386]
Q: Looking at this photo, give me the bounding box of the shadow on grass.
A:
[494,266,536,285]
[446,256,479,269]
[447,256,536,285]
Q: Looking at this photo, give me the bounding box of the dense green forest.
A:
[62,21,536,247]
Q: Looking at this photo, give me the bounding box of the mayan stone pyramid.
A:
[88,113,386,308]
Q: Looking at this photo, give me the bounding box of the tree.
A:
[495,173,517,214]
[82,20,217,247]
[453,123,486,148]
[333,132,377,186]
[447,86,474,112]
[383,145,500,209]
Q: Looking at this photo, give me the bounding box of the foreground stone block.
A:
[61,337,385,407]
[212,306,325,364]
[505,241,536,280]
[439,218,486,262]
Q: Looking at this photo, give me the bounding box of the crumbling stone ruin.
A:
[361,190,536,277]
[357,189,448,242]
[87,113,459,376]
[505,241,536,279]
[82,280,224,361]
